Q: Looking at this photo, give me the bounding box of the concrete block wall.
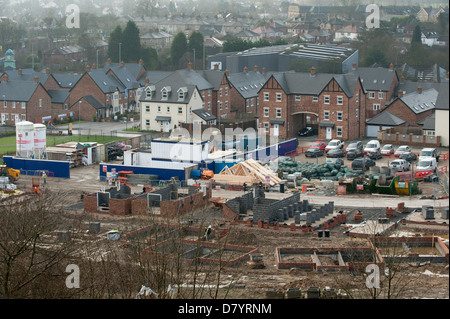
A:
[253,192,300,222]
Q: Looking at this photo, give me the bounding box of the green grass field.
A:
[0,134,124,156]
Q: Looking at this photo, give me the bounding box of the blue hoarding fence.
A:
[3,156,70,179]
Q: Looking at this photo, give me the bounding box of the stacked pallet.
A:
[213,159,282,186]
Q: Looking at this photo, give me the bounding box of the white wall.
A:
[435,109,449,147]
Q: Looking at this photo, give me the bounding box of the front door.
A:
[273,124,279,137]
[164,121,170,132]
[1,114,5,125]
[326,127,332,139]
[14,114,19,124]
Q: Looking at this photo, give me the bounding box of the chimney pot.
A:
[400,76,405,83]
[86,65,91,72]
[18,69,22,75]
[389,63,394,70]
[187,61,193,69]
[92,63,96,69]
[352,62,356,70]
[243,66,248,73]
[310,66,316,76]
[120,61,125,67]
[139,59,143,65]
[417,86,422,94]
[4,74,8,81]
[106,57,111,64]
[398,89,403,97]
[254,65,258,72]
[262,67,266,74]
[46,67,50,74]
[145,77,149,84]
[214,63,219,70]
[225,69,229,76]
[34,75,39,83]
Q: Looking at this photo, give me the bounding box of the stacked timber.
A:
[213,159,282,186]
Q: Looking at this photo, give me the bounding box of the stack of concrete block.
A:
[422,205,434,219]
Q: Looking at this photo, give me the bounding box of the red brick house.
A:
[0,75,53,125]
[199,68,232,119]
[257,67,366,140]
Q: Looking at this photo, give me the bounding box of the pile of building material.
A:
[213,159,282,186]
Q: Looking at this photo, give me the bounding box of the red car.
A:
[310,141,326,150]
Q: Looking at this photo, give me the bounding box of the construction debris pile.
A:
[273,161,362,181]
[213,159,282,186]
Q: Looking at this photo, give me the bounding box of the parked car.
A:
[305,147,324,157]
[298,127,314,137]
[399,152,417,162]
[363,140,381,154]
[310,141,326,150]
[351,157,376,171]
[367,150,383,160]
[345,141,363,152]
[394,145,411,157]
[326,148,346,158]
[389,159,411,172]
[416,158,438,173]
[419,148,440,162]
[346,149,364,160]
[381,144,395,156]
[325,139,344,152]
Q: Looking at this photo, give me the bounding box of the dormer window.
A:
[145,85,155,99]
[161,86,171,100]
[177,87,188,101]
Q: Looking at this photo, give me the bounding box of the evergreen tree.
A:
[122,20,141,63]
[108,25,123,63]
[141,47,160,70]
[170,31,188,67]
[411,24,422,47]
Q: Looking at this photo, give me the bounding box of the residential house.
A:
[0,75,52,125]
[417,7,447,22]
[139,66,216,133]
[354,64,399,119]
[365,111,406,137]
[334,24,363,42]
[140,31,173,51]
[44,45,86,70]
[197,67,232,119]
[257,67,366,140]
[382,86,438,127]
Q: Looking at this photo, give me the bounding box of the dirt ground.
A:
[10,157,449,300]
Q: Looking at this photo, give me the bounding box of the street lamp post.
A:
[119,43,122,63]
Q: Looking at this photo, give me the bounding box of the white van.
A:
[364,140,381,154]
[416,158,437,173]
[419,148,440,162]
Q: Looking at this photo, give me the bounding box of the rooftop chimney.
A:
[400,76,405,83]
[92,63,96,69]
[225,69,229,76]
[310,66,316,76]
[86,65,91,72]
[18,69,22,75]
[46,67,50,74]
[254,65,259,72]
[106,57,111,64]
[352,62,357,70]
[214,63,219,70]
[145,77,149,85]
[139,59,143,65]
[389,63,394,70]
[243,66,248,73]
[262,67,266,74]
[398,89,403,97]
[120,61,125,67]
[417,86,422,94]
[187,61,193,69]
[4,74,8,81]
[34,75,39,83]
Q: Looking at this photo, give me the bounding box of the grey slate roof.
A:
[418,113,435,130]
[138,70,173,86]
[48,89,70,104]
[365,111,406,126]
[85,69,126,94]
[192,108,216,121]
[198,69,226,91]
[397,88,438,114]
[175,68,214,91]
[355,67,398,92]
[80,95,105,109]
[0,80,40,101]
[3,69,50,84]
[228,70,267,99]
[435,82,449,111]
[52,73,82,88]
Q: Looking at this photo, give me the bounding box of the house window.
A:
[146,119,150,126]
[219,102,222,110]
[219,88,222,97]
[64,104,68,110]
[264,92,269,101]
[207,102,211,110]
[145,105,150,112]
[264,122,269,133]
[178,107,182,114]
[337,112,343,121]
[356,93,359,103]
[225,87,228,96]
[373,104,380,111]
[356,109,358,118]
[178,91,185,100]
[324,95,330,104]
[250,98,254,107]
[157,106,161,112]
[208,89,211,96]
[324,111,329,120]
[21,102,26,109]
[225,101,228,109]
[12,101,16,108]
[369,92,375,99]
[39,99,42,107]
[337,96,343,105]
[246,99,249,108]
[276,93,282,102]
[313,96,318,102]
[378,92,383,99]
[276,108,282,118]
[21,114,26,121]
[256,97,259,105]
[166,106,170,113]
[202,90,205,97]
[295,95,301,101]
[146,90,152,98]
[264,108,269,117]
[336,127,343,137]
[162,90,168,99]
